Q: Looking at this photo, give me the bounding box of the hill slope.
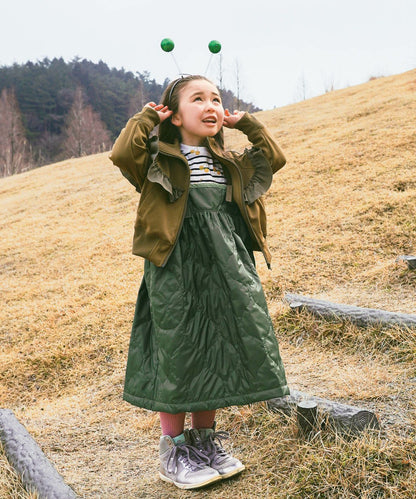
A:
[229,69,416,313]
[1,70,416,498]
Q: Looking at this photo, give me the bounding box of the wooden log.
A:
[296,400,318,437]
[268,390,381,435]
[0,409,78,498]
[285,293,416,328]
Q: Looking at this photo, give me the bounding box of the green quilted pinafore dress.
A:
[123,176,289,413]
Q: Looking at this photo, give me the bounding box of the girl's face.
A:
[171,79,224,146]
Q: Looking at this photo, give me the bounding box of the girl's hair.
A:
[159,75,224,150]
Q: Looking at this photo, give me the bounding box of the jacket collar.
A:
[158,139,183,158]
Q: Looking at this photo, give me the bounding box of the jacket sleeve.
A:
[109,107,161,190]
[233,112,286,174]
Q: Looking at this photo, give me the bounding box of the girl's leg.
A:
[159,412,186,437]
[191,410,216,429]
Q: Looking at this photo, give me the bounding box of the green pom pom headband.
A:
[160,38,222,77]
[160,38,223,106]
[160,38,221,55]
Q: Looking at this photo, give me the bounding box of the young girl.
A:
[110,75,289,490]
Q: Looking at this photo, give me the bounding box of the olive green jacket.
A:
[109,107,286,267]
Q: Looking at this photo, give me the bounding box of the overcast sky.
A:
[2,0,415,110]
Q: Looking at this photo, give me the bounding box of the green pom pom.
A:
[161,38,175,52]
[208,40,221,54]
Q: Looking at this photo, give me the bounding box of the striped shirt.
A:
[180,144,227,184]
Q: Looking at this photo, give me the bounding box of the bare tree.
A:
[218,53,224,91]
[234,59,242,109]
[0,88,31,177]
[323,72,335,93]
[129,77,147,116]
[62,87,111,157]
[294,71,309,102]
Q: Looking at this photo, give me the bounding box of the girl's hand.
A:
[223,109,245,128]
[145,102,173,122]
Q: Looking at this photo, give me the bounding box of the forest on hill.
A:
[0,57,260,177]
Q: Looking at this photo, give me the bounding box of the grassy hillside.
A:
[1,70,415,498]
[234,70,416,312]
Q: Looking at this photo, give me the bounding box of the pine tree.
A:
[62,87,111,157]
[0,88,31,177]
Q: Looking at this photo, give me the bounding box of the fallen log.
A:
[285,293,416,328]
[0,409,78,499]
[268,390,381,436]
[396,255,416,270]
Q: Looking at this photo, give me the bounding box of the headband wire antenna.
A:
[161,38,222,79]
[170,52,183,75]
[160,38,183,75]
[205,40,222,76]
[204,54,213,76]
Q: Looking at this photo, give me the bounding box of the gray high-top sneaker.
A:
[190,423,245,479]
[159,430,221,489]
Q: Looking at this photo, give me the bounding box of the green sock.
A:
[173,433,186,445]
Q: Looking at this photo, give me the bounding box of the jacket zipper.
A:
[209,147,271,268]
[240,187,272,269]
[159,150,190,268]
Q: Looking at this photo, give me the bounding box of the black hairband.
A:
[167,77,184,106]
[167,73,195,106]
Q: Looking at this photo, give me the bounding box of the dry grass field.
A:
[1,69,416,498]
